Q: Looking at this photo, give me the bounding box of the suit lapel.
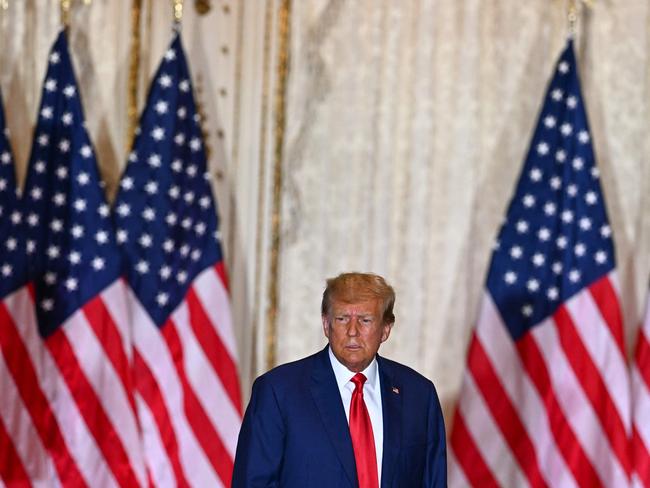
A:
[310,347,358,487]
[379,356,402,488]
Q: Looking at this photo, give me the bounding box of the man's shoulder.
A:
[266,351,319,376]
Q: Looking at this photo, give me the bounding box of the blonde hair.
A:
[321,272,395,324]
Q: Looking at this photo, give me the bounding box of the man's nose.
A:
[346,319,360,336]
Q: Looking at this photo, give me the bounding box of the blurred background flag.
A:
[0,89,41,485]
[17,31,147,487]
[113,28,242,487]
[448,39,631,487]
[632,286,650,487]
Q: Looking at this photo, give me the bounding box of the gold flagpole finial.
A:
[567,0,578,37]
[60,0,71,27]
[173,0,183,23]
[567,0,594,37]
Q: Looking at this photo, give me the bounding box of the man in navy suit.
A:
[232,272,447,487]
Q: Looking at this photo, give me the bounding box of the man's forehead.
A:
[330,299,380,314]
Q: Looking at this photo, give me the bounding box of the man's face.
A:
[322,298,392,373]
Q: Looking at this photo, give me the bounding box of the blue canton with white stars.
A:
[23,31,122,338]
[0,90,26,299]
[113,30,222,328]
[486,39,616,341]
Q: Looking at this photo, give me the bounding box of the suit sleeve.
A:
[232,375,285,488]
[424,383,447,487]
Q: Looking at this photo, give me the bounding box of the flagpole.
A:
[173,0,183,23]
[59,1,92,30]
[60,0,71,28]
[566,0,594,37]
[567,0,578,37]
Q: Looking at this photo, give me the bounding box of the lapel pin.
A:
[392,386,400,394]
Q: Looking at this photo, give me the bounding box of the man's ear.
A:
[381,322,393,343]
[322,315,330,339]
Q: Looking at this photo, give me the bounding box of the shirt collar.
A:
[328,345,379,391]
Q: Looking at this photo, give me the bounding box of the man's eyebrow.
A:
[334,312,374,316]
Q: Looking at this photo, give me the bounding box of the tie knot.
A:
[351,372,367,390]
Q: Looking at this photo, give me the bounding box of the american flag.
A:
[0,89,38,485]
[5,31,147,486]
[632,289,650,487]
[449,39,631,487]
[113,29,242,487]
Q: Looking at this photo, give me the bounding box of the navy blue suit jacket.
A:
[232,346,447,487]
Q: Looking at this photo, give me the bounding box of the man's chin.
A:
[340,352,369,372]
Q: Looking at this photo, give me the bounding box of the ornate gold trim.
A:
[250,0,273,378]
[126,0,142,151]
[265,0,290,371]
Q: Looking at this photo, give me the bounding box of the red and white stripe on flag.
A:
[451,277,631,487]
[449,39,631,487]
[127,264,242,487]
[1,284,148,488]
[632,289,650,487]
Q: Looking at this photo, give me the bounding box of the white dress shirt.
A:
[328,346,383,484]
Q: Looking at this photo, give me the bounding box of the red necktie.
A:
[349,373,379,488]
